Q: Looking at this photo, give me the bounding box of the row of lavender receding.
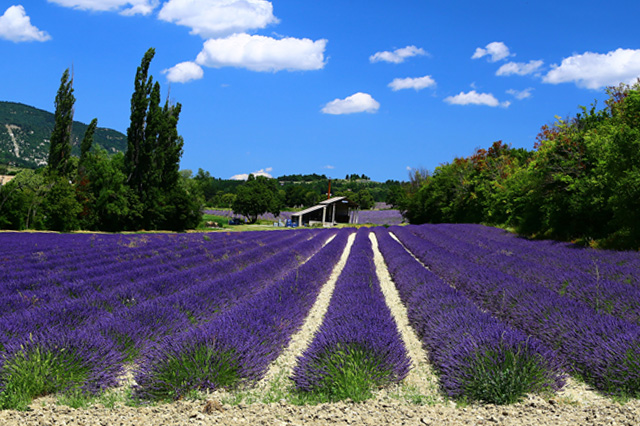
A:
[392,224,640,398]
[134,230,352,400]
[291,229,411,401]
[417,224,640,323]
[373,228,564,404]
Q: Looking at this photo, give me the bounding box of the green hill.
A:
[0,101,127,169]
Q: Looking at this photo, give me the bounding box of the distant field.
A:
[204,208,405,225]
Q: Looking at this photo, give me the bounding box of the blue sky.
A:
[2,1,640,181]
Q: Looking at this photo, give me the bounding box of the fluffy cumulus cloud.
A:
[0,5,51,42]
[472,41,512,62]
[369,45,428,64]
[195,33,327,72]
[388,75,436,91]
[444,90,510,107]
[496,60,544,76]
[48,0,158,15]
[230,167,273,180]
[543,48,640,89]
[321,92,380,115]
[158,0,278,38]
[507,88,534,100]
[162,61,204,83]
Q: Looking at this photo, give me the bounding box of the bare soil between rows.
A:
[1,390,638,426]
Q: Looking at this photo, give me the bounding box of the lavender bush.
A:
[0,329,124,410]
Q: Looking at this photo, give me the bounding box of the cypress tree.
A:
[48,68,75,177]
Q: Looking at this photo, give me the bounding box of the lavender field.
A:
[1,225,639,410]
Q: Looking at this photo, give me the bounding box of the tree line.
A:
[192,169,402,220]
[395,81,640,249]
[0,49,202,232]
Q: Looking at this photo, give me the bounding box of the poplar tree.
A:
[48,68,75,177]
[80,118,98,165]
[123,48,194,230]
[124,48,154,192]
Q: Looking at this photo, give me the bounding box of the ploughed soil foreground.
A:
[0,390,639,426]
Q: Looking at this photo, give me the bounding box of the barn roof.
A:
[291,204,326,217]
[291,196,358,218]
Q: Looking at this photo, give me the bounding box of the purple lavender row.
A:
[291,229,411,397]
[90,228,336,359]
[1,241,232,316]
[0,230,328,351]
[0,231,302,318]
[0,230,279,301]
[0,231,309,343]
[410,224,640,325]
[372,228,564,403]
[0,233,181,277]
[1,231,282,291]
[393,225,640,397]
[133,230,352,399]
[435,223,640,287]
[0,231,272,289]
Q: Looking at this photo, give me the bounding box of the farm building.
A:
[291,196,359,227]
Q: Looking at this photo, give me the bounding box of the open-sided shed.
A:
[291,196,359,227]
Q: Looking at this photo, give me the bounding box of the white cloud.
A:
[321,92,380,115]
[472,41,512,62]
[324,165,335,169]
[496,60,544,76]
[158,0,278,38]
[507,88,534,100]
[230,167,273,180]
[543,48,640,89]
[48,0,158,15]
[388,75,436,91]
[369,45,428,64]
[162,61,204,83]
[195,33,327,72]
[0,5,51,42]
[444,90,510,107]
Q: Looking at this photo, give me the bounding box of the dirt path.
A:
[369,232,442,403]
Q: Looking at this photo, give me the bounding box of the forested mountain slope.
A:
[0,101,126,168]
